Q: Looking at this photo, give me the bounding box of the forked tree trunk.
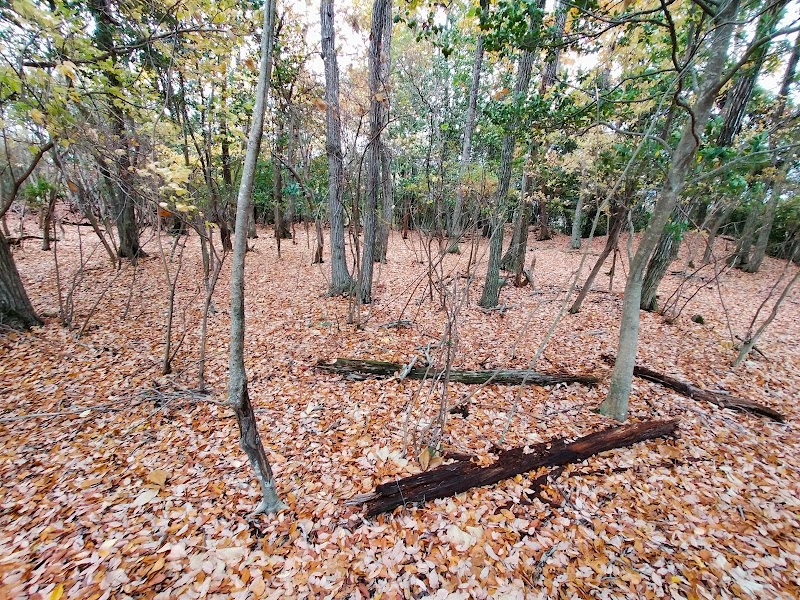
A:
[321,0,353,294]
[358,0,392,304]
[501,155,532,273]
[227,0,284,515]
[480,50,534,309]
[716,0,789,146]
[449,35,484,251]
[600,0,739,421]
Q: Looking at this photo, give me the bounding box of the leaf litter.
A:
[1,225,798,599]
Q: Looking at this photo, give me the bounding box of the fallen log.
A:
[317,358,599,387]
[354,419,679,516]
[600,355,784,422]
[633,365,784,422]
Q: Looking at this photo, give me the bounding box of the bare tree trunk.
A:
[500,163,532,274]
[600,0,739,421]
[570,172,586,249]
[0,141,53,329]
[358,0,392,304]
[321,0,353,294]
[479,50,534,309]
[702,200,735,263]
[730,204,759,268]
[90,0,141,260]
[449,36,484,251]
[716,0,789,146]
[41,187,57,251]
[376,145,392,262]
[745,162,789,273]
[569,202,626,313]
[228,0,285,515]
[641,208,684,312]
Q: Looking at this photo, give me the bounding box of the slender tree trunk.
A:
[716,0,789,146]
[358,0,392,304]
[703,200,736,263]
[600,0,739,421]
[227,0,285,515]
[733,268,800,366]
[570,170,587,249]
[640,208,684,312]
[321,0,353,294]
[500,162,531,273]
[449,36,484,251]
[376,145,392,262]
[479,50,534,309]
[90,0,140,260]
[273,128,290,241]
[746,156,793,272]
[569,202,626,313]
[731,204,759,268]
[41,187,57,251]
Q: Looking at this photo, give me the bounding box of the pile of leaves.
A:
[1,223,798,599]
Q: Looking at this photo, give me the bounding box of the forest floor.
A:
[1,218,799,600]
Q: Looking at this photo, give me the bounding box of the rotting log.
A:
[353,419,679,516]
[600,354,784,422]
[317,358,599,386]
[633,365,784,422]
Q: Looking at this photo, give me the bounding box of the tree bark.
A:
[600,0,739,421]
[227,0,284,515]
[358,0,392,304]
[744,156,792,272]
[570,175,586,250]
[716,0,789,146]
[89,0,141,260]
[321,0,353,294]
[633,363,783,421]
[41,186,57,251]
[356,419,679,516]
[640,207,684,312]
[0,231,42,329]
[317,358,599,386]
[449,35,484,250]
[480,50,535,309]
[730,203,759,268]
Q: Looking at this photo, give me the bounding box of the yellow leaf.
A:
[148,556,165,574]
[49,583,64,600]
[30,108,45,125]
[418,447,431,471]
[147,469,169,487]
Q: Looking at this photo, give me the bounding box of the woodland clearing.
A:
[1,222,798,599]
